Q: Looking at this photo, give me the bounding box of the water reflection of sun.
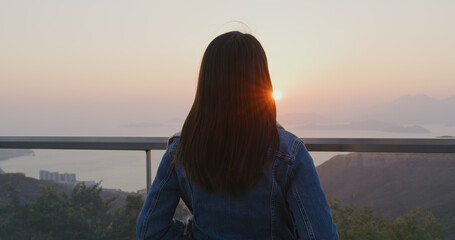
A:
[273,90,282,101]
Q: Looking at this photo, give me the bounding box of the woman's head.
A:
[175,31,279,196]
[195,31,274,117]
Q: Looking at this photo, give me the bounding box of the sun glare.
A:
[272,90,282,101]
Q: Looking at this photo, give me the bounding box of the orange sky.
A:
[1,0,454,135]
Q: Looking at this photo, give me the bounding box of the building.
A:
[39,170,77,185]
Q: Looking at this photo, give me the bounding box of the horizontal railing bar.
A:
[302,138,455,153]
[1,136,454,153]
[0,137,168,151]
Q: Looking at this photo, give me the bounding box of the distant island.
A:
[279,94,455,129]
[356,94,455,126]
[0,149,34,161]
[296,119,430,134]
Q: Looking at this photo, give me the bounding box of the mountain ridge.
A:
[316,152,455,238]
[280,94,455,127]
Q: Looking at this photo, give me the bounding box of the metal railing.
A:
[1,136,455,192]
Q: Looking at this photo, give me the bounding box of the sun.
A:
[272,90,282,101]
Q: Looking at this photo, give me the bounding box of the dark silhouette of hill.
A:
[317,152,455,238]
[296,120,430,134]
[0,149,34,161]
[355,94,455,125]
[280,94,455,128]
[0,173,134,209]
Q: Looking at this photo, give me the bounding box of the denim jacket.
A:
[137,128,338,240]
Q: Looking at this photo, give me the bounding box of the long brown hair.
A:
[174,31,279,196]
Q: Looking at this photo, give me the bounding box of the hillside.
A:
[317,152,455,238]
[0,173,191,223]
[0,173,136,209]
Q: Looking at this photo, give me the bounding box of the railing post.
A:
[146,150,152,193]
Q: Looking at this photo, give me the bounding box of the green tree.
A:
[389,208,444,240]
[330,199,389,240]
[111,194,144,239]
[330,199,445,240]
[0,183,143,240]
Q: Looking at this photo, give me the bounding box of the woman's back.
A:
[137,128,338,239]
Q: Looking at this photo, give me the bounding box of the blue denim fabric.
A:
[137,128,338,240]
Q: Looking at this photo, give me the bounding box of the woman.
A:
[137,31,338,240]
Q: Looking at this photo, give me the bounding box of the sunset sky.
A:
[1,0,454,136]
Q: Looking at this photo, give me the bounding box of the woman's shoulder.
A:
[277,128,305,157]
[166,131,181,152]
